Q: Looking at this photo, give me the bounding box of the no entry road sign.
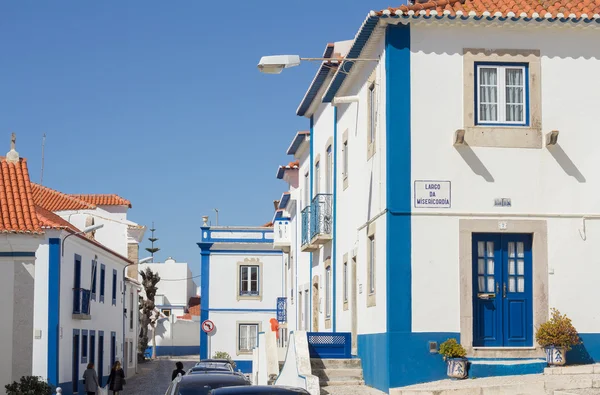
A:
[202,320,215,334]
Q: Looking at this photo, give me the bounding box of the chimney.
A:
[273,200,280,212]
[6,133,19,164]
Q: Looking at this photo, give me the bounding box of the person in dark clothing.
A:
[107,361,125,395]
[171,362,186,380]
[83,363,99,395]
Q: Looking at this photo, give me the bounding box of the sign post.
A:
[202,320,215,359]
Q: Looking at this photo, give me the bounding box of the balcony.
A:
[73,288,91,320]
[273,219,291,252]
[301,206,318,252]
[309,193,333,245]
[276,297,287,323]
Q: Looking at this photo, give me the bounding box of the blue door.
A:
[473,234,533,347]
[74,255,82,313]
[98,332,104,386]
[72,330,80,394]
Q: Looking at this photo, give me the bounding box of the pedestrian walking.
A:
[171,361,186,380]
[83,363,100,395]
[107,361,125,395]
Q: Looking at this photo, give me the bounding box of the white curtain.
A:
[506,68,524,122]
[479,68,498,121]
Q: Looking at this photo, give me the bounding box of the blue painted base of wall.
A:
[358,332,458,393]
[567,334,600,364]
[57,377,108,395]
[468,361,545,378]
[233,360,252,373]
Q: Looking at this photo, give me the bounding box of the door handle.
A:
[503,283,507,298]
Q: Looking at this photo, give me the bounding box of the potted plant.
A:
[536,308,581,366]
[439,338,468,379]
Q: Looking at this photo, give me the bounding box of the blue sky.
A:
[0,0,392,278]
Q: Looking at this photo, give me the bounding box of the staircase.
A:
[311,358,364,393]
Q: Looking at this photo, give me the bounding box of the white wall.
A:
[0,257,15,392]
[154,317,200,347]
[124,280,140,377]
[138,261,197,311]
[407,22,600,332]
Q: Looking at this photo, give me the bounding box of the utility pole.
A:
[40,133,46,185]
[214,209,219,226]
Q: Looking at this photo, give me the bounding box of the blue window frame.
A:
[89,330,96,367]
[112,269,117,305]
[474,62,529,127]
[91,260,97,301]
[100,264,106,303]
[110,331,117,368]
[81,330,88,363]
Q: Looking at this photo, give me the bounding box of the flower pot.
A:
[446,358,468,379]
[545,346,567,366]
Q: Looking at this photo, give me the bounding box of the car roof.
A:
[178,373,248,387]
[200,359,231,363]
[210,385,309,394]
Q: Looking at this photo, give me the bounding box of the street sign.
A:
[202,320,215,334]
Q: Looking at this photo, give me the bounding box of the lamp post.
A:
[256,54,378,74]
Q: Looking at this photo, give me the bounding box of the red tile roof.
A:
[71,194,132,208]
[377,0,600,18]
[0,157,43,234]
[262,221,274,228]
[36,206,80,232]
[32,183,96,212]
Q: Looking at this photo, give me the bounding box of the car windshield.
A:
[178,382,249,395]
[191,363,232,372]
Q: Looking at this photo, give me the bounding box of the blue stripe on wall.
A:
[0,251,36,257]
[332,105,338,332]
[233,360,253,374]
[199,245,211,359]
[309,115,314,329]
[48,238,61,386]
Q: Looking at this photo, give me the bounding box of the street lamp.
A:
[61,224,104,256]
[257,54,378,74]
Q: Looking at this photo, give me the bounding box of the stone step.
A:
[469,358,546,378]
[311,358,362,369]
[320,379,365,387]
[312,368,364,381]
[545,365,600,376]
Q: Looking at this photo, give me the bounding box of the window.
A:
[239,265,259,296]
[476,63,527,126]
[343,260,348,303]
[100,264,106,303]
[325,266,332,318]
[326,145,333,194]
[129,292,134,330]
[161,309,171,317]
[343,141,348,177]
[112,269,117,305]
[304,171,309,208]
[368,236,375,294]
[314,161,320,195]
[129,341,133,364]
[91,260,97,301]
[110,332,116,368]
[90,331,96,367]
[81,330,88,363]
[238,324,258,353]
[369,82,376,144]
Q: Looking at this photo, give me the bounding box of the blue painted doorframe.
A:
[472,233,533,347]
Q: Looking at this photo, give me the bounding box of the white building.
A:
[271,1,600,392]
[0,139,145,395]
[198,221,285,373]
[124,275,142,378]
[138,258,198,318]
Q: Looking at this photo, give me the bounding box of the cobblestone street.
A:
[125,357,197,395]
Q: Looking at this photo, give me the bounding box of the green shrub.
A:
[439,338,467,360]
[5,376,53,395]
[213,351,237,369]
[536,308,581,350]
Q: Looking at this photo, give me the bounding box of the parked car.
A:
[188,361,234,374]
[211,385,311,394]
[165,373,250,395]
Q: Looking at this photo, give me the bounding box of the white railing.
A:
[273,220,291,249]
[275,331,320,395]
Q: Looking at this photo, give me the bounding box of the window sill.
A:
[367,293,376,308]
[463,126,542,149]
[343,176,348,191]
[237,295,262,301]
[325,318,332,329]
[343,301,349,311]
[237,350,253,356]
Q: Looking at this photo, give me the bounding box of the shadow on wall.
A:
[455,144,495,182]
[548,144,586,183]
[567,334,600,364]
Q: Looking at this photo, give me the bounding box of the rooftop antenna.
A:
[40,133,46,185]
[214,208,219,226]
[145,222,160,262]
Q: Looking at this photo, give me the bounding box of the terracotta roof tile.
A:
[36,206,80,232]
[377,0,600,18]
[0,157,43,234]
[262,221,274,227]
[32,183,96,212]
[70,194,132,208]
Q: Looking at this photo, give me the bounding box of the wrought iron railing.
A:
[310,193,333,240]
[301,206,311,246]
[73,288,91,315]
[277,297,287,323]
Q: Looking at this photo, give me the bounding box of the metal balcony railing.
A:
[277,297,287,323]
[301,206,311,246]
[310,193,333,240]
[73,288,91,316]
